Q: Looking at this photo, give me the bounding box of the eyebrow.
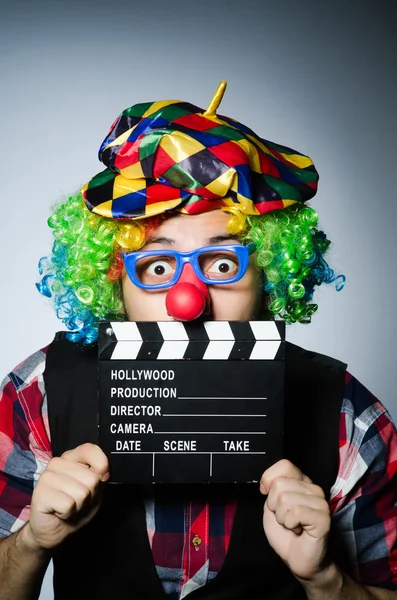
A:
[143,236,175,247]
[207,234,242,244]
[143,234,242,248]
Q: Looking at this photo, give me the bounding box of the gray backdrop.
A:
[0,1,396,597]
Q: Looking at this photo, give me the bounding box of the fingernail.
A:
[101,472,110,482]
[260,482,268,495]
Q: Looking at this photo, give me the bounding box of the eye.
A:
[135,256,176,285]
[211,258,234,273]
[204,255,239,279]
[145,260,174,277]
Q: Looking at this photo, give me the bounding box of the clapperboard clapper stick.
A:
[98,320,285,484]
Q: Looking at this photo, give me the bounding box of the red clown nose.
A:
[165,264,210,321]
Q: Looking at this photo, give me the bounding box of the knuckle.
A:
[38,468,56,486]
[85,444,108,471]
[279,459,297,475]
[75,484,91,506]
[278,491,290,508]
[62,495,77,515]
[272,478,284,495]
[85,469,101,491]
[312,484,325,498]
[60,448,73,459]
[80,442,97,453]
[290,505,301,519]
[47,456,63,471]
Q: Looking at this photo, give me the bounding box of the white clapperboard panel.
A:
[98,320,285,483]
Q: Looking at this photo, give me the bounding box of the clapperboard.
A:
[98,320,285,483]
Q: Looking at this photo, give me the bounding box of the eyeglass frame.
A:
[123,242,257,290]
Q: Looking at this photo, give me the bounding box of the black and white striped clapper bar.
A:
[98,320,285,484]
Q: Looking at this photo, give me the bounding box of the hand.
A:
[260,459,331,581]
[23,443,110,551]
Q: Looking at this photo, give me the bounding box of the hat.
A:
[82,81,318,220]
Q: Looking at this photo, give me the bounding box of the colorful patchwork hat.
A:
[82,81,319,220]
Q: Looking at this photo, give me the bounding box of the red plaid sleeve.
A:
[330,371,397,589]
[0,347,52,537]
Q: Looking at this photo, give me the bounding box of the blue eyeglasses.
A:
[123,242,256,290]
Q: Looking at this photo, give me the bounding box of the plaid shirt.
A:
[1,347,397,597]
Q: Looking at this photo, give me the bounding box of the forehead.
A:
[148,210,231,239]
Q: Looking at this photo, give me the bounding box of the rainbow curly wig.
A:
[36,191,345,344]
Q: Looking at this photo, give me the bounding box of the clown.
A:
[1,82,396,600]
[37,81,343,342]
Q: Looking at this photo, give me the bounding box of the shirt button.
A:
[192,535,202,551]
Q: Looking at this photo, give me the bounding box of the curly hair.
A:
[36,191,345,343]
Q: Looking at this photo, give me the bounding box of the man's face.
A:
[121,210,265,322]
